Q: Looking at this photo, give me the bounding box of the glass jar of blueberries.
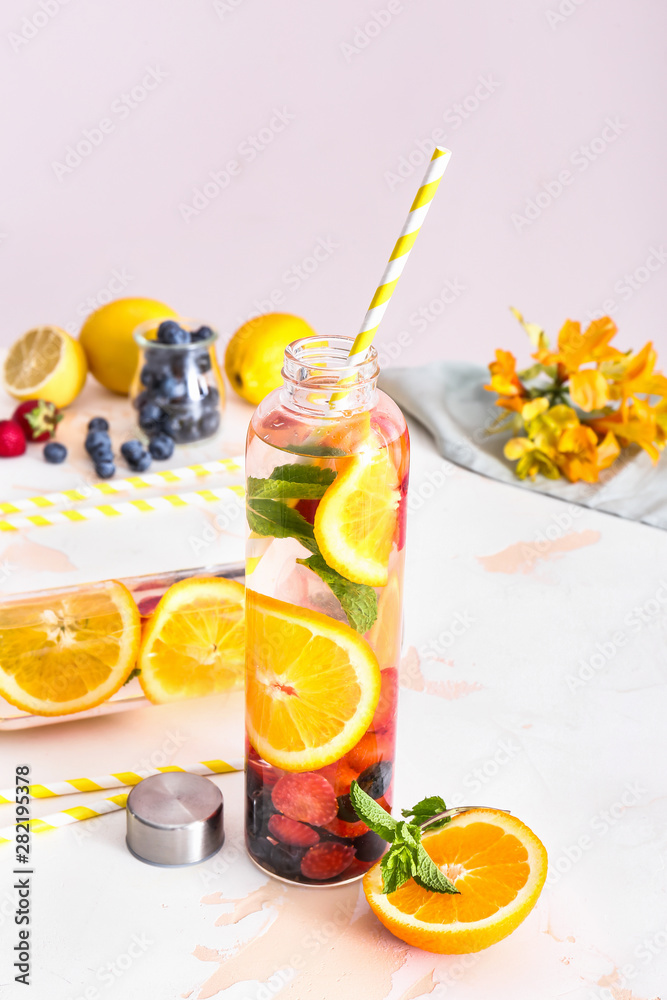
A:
[130,318,225,445]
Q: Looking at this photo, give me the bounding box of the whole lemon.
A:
[225,313,316,405]
[79,297,177,395]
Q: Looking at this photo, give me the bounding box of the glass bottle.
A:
[244,336,409,885]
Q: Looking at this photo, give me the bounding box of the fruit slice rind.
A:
[246,590,381,772]
[363,809,548,954]
[314,448,400,587]
[0,581,141,716]
[138,576,245,704]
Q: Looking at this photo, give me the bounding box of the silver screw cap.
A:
[126,772,224,866]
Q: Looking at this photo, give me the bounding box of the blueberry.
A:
[43,442,67,464]
[352,831,386,863]
[202,386,220,409]
[156,375,181,400]
[85,430,110,454]
[336,795,360,823]
[357,761,393,799]
[120,440,144,464]
[199,410,220,438]
[95,461,116,479]
[190,325,213,343]
[269,843,303,878]
[140,364,158,389]
[246,789,273,838]
[148,433,174,461]
[139,402,164,432]
[90,443,113,464]
[129,452,151,473]
[87,417,109,432]
[157,320,189,345]
[196,352,212,374]
[132,389,150,411]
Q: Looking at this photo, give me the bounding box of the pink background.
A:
[1,0,666,370]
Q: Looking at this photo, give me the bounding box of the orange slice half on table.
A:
[245,590,381,772]
[138,577,245,703]
[364,808,548,954]
[314,447,400,587]
[0,581,141,716]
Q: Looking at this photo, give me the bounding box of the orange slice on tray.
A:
[138,577,245,703]
[363,808,548,954]
[0,581,141,716]
[245,590,380,772]
[314,447,400,587]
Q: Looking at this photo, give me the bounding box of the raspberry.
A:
[271,772,338,826]
[346,729,395,773]
[300,842,356,880]
[268,814,319,848]
[370,668,398,733]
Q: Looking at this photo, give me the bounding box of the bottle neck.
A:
[280,336,379,416]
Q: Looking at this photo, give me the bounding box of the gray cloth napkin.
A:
[379,361,667,531]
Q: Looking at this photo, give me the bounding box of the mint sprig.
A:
[402,795,451,831]
[350,782,459,896]
[246,462,378,634]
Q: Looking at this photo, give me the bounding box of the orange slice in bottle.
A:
[314,447,400,587]
[363,808,548,954]
[245,590,381,772]
[0,581,141,716]
[138,577,245,703]
[367,570,402,669]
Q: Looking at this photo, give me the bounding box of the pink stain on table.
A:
[400,647,483,701]
[477,530,601,575]
[1,537,77,578]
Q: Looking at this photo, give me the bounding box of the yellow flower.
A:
[504,437,560,480]
[485,349,527,409]
[521,397,550,422]
[588,398,665,462]
[569,369,611,411]
[556,424,604,483]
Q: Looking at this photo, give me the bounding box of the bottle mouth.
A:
[282,336,379,387]
[133,317,218,351]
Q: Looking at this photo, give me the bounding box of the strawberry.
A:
[271,772,338,826]
[314,759,359,796]
[300,842,355,880]
[346,729,395,773]
[294,498,319,524]
[0,420,26,457]
[370,668,398,733]
[12,400,62,443]
[267,814,320,848]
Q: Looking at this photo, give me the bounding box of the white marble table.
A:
[0,378,665,1000]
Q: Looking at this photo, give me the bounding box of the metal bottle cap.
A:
[126,772,224,866]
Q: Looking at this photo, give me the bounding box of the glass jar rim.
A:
[133,317,218,351]
[283,335,379,382]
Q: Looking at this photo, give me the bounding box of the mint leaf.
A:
[381,843,416,894]
[349,781,397,842]
[270,464,336,486]
[247,464,336,500]
[123,667,141,686]
[402,795,450,830]
[414,844,459,894]
[281,444,347,457]
[246,499,318,553]
[297,554,378,633]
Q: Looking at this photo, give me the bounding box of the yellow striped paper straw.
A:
[0,485,245,532]
[0,793,129,843]
[0,758,244,805]
[331,145,451,402]
[0,455,243,517]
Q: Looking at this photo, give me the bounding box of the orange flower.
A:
[485,349,527,409]
[588,398,664,462]
[601,341,667,402]
[555,425,619,483]
[535,317,622,372]
[569,369,611,412]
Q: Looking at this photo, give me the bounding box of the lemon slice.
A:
[138,577,245,703]
[246,590,380,772]
[3,326,88,407]
[314,448,400,587]
[364,808,548,954]
[0,581,141,716]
